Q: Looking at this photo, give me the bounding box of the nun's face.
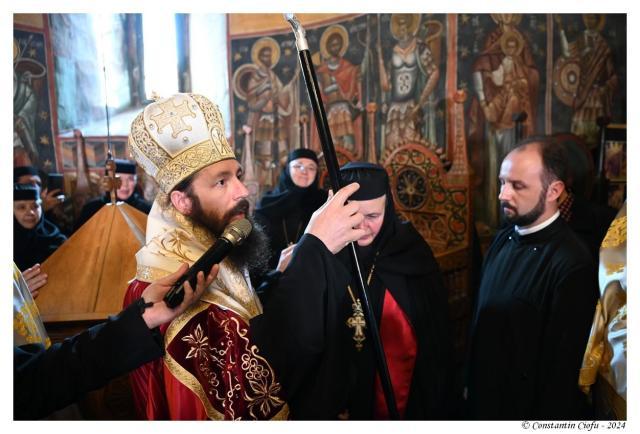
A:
[353,195,386,247]
[14,199,42,230]
[288,157,318,188]
[116,173,137,201]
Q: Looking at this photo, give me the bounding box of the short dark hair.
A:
[172,172,197,195]
[513,135,568,189]
[160,172,198,208]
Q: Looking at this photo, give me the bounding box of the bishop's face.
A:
[498,147,548,228]
[176,159,270,274]
[185,159,250,236]
[353,195,386,247]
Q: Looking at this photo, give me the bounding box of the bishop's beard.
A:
[187,194,270,275]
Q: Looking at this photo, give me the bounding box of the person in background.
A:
[13,183,67,272]
[74,158,151,230]
[557,188,617,261]
[14,166,62,214]
[253,148,327,292]
[14,165,74,235]
[465,136,598,419]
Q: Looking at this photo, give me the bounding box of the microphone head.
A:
[221,218,253,246]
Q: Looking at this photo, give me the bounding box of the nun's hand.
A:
[305,182,365,254]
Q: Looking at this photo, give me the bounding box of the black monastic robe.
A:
[252,216,452,419]
[466,216,598,419]
[14,216,67,271]
[253,168,327,271]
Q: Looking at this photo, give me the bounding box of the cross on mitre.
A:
[150,97,197,139]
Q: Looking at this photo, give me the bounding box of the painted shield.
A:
[553,56,581,107]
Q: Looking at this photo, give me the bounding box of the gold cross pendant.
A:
[346,298,366,351]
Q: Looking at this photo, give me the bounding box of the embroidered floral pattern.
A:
[158,228,197,262]
[182,324,210,360]
[177,313,285,419]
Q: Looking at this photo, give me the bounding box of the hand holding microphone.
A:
[164,218,253,308]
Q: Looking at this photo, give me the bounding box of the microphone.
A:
[163,218,253,308]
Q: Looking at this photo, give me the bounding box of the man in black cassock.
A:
[253,162,452,419]
[465,136,599,419]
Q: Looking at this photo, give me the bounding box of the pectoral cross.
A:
[346,299,366,351]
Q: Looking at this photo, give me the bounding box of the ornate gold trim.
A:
[601,216,626,249]
[605,262,625,276]
[164,303,287,420]
[156,139,234,194]
[164,301,226,420]
[128,112,172,178]
[14,302,51,347]
[201,291,253,323]
[190,93,235,159]
[136,264,171,282]
[128,93,235,194]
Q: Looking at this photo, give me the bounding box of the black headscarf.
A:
[339,162,398,271]
[255,149,326,218]
[112,159,137,174]
[14,166,40,182]
[338,162,440,306]
[14,184,67,271]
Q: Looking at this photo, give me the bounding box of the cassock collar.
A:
[515,211,560,236]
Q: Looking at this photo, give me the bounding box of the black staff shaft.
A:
[296,44,400,420]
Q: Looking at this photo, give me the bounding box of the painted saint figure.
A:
[378,14,441,153]
[312,25,363,156]
[555,14,618,147]
[468,13,539,229]
[244,37,298,187]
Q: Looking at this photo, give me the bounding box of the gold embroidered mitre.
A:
[128,93,235,194]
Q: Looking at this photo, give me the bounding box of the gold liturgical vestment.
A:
[580,202,626,419]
